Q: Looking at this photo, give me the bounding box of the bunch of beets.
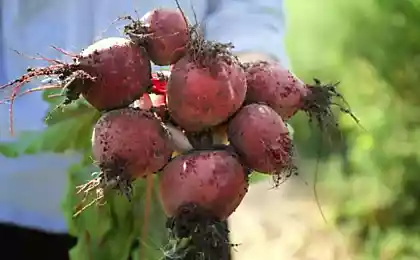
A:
[0,5,356,260]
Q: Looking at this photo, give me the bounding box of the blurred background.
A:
[229,0,420,259]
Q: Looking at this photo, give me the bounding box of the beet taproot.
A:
[124,8,189,66]
[166,43,247,132]
[159,148,249,220]
[228,103,297,184]
[0,37,152,134]
[243,60,358,128]
[159,147,248,260]
[90,107,173,196]
[78,37,152,110]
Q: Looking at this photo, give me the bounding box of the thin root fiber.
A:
[303,78,360,135]
[73,157,134,218]
[0,53,96,135]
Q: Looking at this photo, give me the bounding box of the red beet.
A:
[158,148,249,220]
[167,44,247,132]
[228,103,296,183]
[141,8,189,65]
[124,8,189,66]
[244,60,357,126]
[0,37,152,134]
[91,107,173,194]
[78,37,152,110]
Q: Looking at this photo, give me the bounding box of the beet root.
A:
[167,42,247,132]
[228,103,297,185]
[74,107,173,216]
[159,147,249,220]
[243,60,358,129]
[159,147,248,259]
[0,37,152,134]
[78,37,152,110]
[92,107,173,181]
[124,8,189,66]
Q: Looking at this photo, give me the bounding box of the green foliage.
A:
[0,99,97,157]
[65,162,167,260]
[0,89,167,260]
[286,0,420,259]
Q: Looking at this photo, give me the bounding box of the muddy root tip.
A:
[60,70,95,105]
[163,203,233,260]
[72,166,134,217]
[303,79,359,133]
[99,160,134,201]
[272,163,299,188]
[271,138,299,188]
[73,173,107,217]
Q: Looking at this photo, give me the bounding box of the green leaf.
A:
[2,82,171,260]
[0,142,20,157]
[249,172,269,184]
[64,159,168,260]
[0,101,99,157]
[63,162,113,238]
[69,223,135,260]
[44,99,95,125]
[129,177,168,259]
[68,232,94,260]
[41,86,64,107]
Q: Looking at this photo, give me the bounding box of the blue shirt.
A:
[0,0,288,233]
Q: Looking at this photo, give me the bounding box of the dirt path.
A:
[229,177,353,260]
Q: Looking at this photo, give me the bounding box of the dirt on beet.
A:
[166,41,247,132]
[228,103,298,186]
[242,60,360,135]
